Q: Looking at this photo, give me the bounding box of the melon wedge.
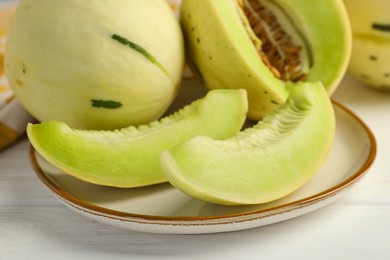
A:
[27,89,248,188]
[160,82,335,205]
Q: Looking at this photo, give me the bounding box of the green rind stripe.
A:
[372,23,390,33]
[111,34,168,76]
[91,99,123,109]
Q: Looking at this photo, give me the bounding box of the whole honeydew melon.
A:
[5,0,184,129]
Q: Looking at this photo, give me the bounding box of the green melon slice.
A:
[160,82,335,205]
[27,89,248,188]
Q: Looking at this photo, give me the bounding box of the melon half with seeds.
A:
[180,0,351,120]
[5,0,184,129]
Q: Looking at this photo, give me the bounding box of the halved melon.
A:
[180,0,351,120]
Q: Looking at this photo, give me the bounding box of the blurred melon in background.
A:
[344,0,390,91]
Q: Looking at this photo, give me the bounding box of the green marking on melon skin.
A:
[111,34,169,76]
[372,23,390,33]
[91,99,123,109]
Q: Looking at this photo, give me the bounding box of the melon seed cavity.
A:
[238,0,311,82]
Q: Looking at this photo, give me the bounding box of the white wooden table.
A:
[1,1,389,259]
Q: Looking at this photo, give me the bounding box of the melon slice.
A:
[27,89,248,188]
[160,82,335,205]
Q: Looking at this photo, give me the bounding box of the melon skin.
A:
[5,0,184,129]
[27,89,248,188]
[160,82,335,205]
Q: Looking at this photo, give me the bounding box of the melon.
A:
[27,89,248,188]
[5,0,184,129]
[344,0,390,90]
[161,82,335,205]
[180,0,351,120]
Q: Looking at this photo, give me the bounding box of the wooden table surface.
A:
[1,1,389,259]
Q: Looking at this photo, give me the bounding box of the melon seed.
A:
[239,0,308,82]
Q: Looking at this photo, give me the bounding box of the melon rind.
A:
[27,89,248,188]
[160,82,335,205]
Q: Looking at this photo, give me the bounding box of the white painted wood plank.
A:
[0,205,389,259]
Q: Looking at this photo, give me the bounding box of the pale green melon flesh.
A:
[160,82,335,205]
[27,89,248,188]
[180,0,351,120]
[272,0,351,93]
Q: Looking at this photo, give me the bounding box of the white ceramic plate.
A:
[29,80,376,234]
